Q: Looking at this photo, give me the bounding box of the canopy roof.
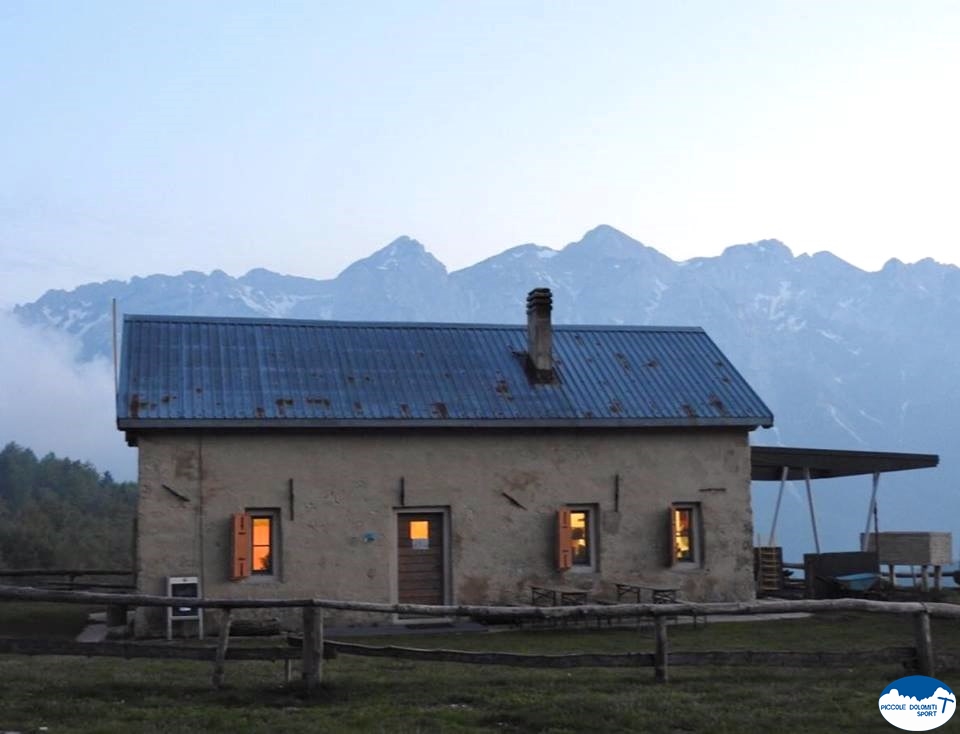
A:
[751,446,939,482]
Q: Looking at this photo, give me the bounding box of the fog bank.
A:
[0,313,136,480]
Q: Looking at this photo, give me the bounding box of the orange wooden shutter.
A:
[231,512,251,580]
[556,508,573,570]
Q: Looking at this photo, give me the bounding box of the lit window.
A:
[231,510,279,580]
[570,510,591,566]
[557,506,597,570]
[670,503,701,565]
[409,520,430,549]
[251,516,273,574]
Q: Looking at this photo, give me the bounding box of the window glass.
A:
[251,516,273,574]
[409,519,430,549]
[570,510,591,565]
[557,506,598,571]
[673,507,693,563]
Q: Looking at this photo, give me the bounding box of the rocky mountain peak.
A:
[561,224,664,263]
[338,235,447,278]
[720,239,794,262]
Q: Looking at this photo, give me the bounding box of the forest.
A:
[0,442,136,569]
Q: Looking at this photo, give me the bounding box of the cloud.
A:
[0,312,136,479]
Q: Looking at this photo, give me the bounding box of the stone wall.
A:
[133,427,755,635]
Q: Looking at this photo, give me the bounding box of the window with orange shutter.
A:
[230,509,280,580]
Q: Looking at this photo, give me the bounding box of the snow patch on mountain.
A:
[858,408,883,425]
[754,281,796,321]
[822,403,866,445]
[235,287,317,317]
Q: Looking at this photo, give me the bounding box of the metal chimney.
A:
[526,288,554,383]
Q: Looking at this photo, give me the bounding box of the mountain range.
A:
[13,225,959,562]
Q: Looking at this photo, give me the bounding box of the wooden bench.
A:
[530,585,589,606]
[613,582,679,604]
[528,585,591,627]
[611,582,702,627]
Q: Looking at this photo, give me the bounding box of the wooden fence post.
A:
[302,606,324,693]
[914,610,935,676]
[212,608,233,688]
[654,615,669,683]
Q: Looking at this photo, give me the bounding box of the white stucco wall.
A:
[134,428,755,635]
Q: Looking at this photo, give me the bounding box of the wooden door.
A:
[397,513,445,605]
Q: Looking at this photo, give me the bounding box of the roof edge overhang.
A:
[121,313,711,333]
[751,445,939,481]
[118,416,771,431]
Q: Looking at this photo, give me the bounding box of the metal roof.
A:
[117,314,774,431]
[751,446,939,481]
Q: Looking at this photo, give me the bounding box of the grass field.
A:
[2,604,959,733]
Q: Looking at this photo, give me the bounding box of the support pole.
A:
[654,615,669,684]
[212,608,232,688]
[862,472,881,552]
[914,610,935,676]
[302,606,324,693]
[288,478,295,521]
[804,467,821,555]
[767,466,789,547]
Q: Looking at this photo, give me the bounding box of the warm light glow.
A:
[253,519,270,546]
[570,510,590,565]
[410,520,429,540]
[673,508,693,562]
[252,517,272,572]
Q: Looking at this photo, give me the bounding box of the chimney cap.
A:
[526,287,553,310]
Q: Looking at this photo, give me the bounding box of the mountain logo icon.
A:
[879,675,955,731]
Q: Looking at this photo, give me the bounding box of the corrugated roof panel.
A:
[117,315,773,429]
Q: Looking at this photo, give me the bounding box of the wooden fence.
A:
[0,569,134,592]
[1,584,957,692]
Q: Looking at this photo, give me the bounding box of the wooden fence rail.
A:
[2,583,959,618]
[0,570,135,593]
[0,584,953,691]
[0,569,133,578]
[0,636,925,670]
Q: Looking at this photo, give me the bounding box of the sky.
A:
[2,0,959,311]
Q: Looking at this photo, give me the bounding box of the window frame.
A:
[249,513,276,576]
[670,502,703,568]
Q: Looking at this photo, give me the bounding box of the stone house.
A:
[117,289,773,634]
